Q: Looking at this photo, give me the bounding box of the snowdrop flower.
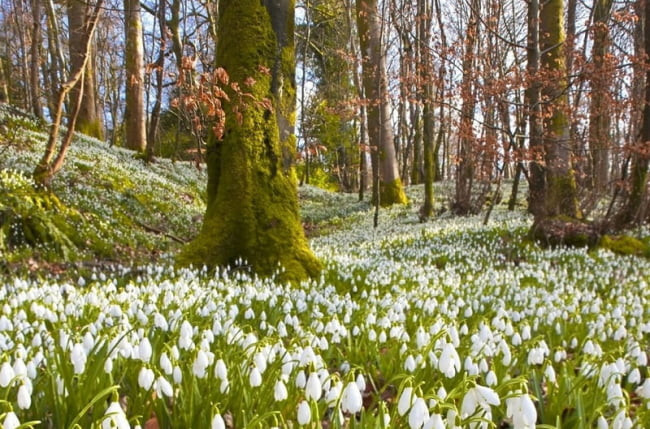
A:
[138,338,152,363]
[341,381,363,414]
[70,343,87,374]
[297,400,311,425]
[544,364,556,384]
[138,367,155,390]
[102,402,130,429]
[409,397,429,429]
[405,355,417,372]
[2,411,20,429]
[160,352,173,375]
[398,386,415,416]
[274,379,288,401]
[249,366,262,387]
[305,372,322,401]
[17,383,31,409]
[597,416,608,429]
[155,376,174,398]
[485,370,497,386]
[423,413,445,429]
[356,373,366,392]
[438,343,461,378]
[506,393,537,429]
[636,378,650,398]
[612,409,633,429]
[179,321,194,350]
[173,366,183,384]
[326,380,343,407]
[295,370,306,388]
[215,359,228,381]
[461,385,500,426]
[192,350,209,378]
[211,414,226,429]
[0,361,15,387]
[627,368,641,385]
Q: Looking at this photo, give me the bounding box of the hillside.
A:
[1,106,650,428]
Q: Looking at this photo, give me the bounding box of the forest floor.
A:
[1,105,650,428]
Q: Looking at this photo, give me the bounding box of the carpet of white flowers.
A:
[1,108,650,428]
[1,197,649,428]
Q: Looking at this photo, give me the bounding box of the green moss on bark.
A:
[177,0,320,281]
[546,173,581,219]
[379,178,408,207]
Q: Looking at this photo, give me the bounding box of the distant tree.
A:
[356,0,407,206]
[67,0,103,139]
[123,0,146,152]
[178,0,321,281]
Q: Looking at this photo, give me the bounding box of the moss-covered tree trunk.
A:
[177,0,320,281]
[356,0,407,206]
[588,0,614,193]
[539,0,580,218]
[124,0,146,152]
[67,0,103,140]
[419,0,435,220]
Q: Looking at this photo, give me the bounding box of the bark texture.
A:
[124,0,146,152]
[178,0,320,281]
[356,0,407,206]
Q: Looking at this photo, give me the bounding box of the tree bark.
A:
[540,0,580,218]
[178,0,320,281]
[356,0,407,206]
[588,0,614,192]
[124,0,146,152]
[419,0,434,220]
[30,0,43,118]
[67,0,103,139]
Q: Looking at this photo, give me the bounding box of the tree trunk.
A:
[356,0,407,206]
[67,0,103,139]
[146,0,167,160]
[178,0,320,281]
[588,0,614,193]
[540,0,580,218]
[419,0,434,220]
[527,0,546,217]
[616,0,650,225]
[453,0,479,214]
[124,0,146,152]
[30,0,43,118]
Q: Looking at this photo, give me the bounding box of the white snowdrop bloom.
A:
[405,355,417,372]
[398,386,415,416]
[607,382,624,407]
[215,359,228,381]
[274,379,288,401]
[378,331,387,343]
[612,409,633,429]
[0,361,15,387]
[341,381,363,414]
[409,397,429,429]
[102,402,130,429]
[104,358,113,374]
[583,340,595,355]
[70,343,87,374]
[438,343,461,378]
[423,413,445,429]
[295,370,306,388]
[597,416,608,429]
[211,414,226,429]
[160,352,173,375]
[325,380,342,407]
[155,376,174,398]
[253,352,267,374]
[179,321,194,350]
[192,350,209,378]
[12,359,26,380]
[356,373,366,392]
[512,333,522,346]
[136,366,155,391]
[297,400,311,425]
[300,346,316,367]
[636,378,650,398]
[220,378,230,394]
[17,382,31,409]
[461,385,500,425]
[505,393,537,429]
[544,364,556,384]
[627,368,640,385]
[249,366,262,387]
[305,372,322,401]
[2,411,20,429]
[138,338,152,363]
[485,370,497,386]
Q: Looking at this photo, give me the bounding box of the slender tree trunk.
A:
[453,0,479,214]
[0,56,8,103]
[527,0,546,217]
[356,0,407,206]
[124,0,146,152]
[419,0,434,220]
[178,0,320,281]
[67,0,103,139]
[540,0,580,218]
[146,0,167,160]
[30,0,43,118]
[588,0,614,192]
